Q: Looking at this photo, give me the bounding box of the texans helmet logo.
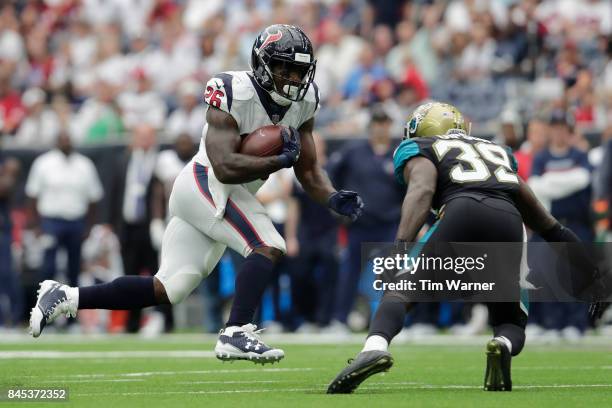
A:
[258,30,283,53]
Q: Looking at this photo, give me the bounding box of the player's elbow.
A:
[214,168,231,183]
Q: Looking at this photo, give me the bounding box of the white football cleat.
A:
[29,280,78,338]
[214,323,284,364]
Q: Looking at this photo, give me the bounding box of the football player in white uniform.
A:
[30,24,364,364]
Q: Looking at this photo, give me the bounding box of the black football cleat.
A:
[327,350,394,394]
[484,339,512,391]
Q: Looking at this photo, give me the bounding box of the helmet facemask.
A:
[270,57,315,103]
[254,48,316,104]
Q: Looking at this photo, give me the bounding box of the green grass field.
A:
[1,334,611,407]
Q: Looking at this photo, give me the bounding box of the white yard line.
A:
[0,350,216,359]
[176,380,285,385]
[19,367,315,379]
[74,388,317,397]
[39,379,144,383]
[72,383,612,397]
[513,366,612,370]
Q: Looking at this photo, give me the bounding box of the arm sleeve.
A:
[539,168,591,199]
[393,139,421,185]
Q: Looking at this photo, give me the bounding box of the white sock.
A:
[494,336,512,354]
[362,335,389,352]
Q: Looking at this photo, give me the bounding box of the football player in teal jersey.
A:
[327,102,605,394]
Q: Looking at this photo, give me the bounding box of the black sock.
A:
[79,276,157,310]
[493,323,525,356]
[368,298,410,343]
[226,253,276,327]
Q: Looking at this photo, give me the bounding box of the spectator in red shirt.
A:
[0,73,25,135]
[25,29,55,90]
[401,60,428,102]
[515,117,549,180]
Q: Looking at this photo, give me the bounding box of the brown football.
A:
[239,125,284,157]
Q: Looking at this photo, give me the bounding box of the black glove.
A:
[588,268,610,325]
[540,222,581,242]
[278,126,301,168]
[589,301,610,325]
[328,190,364,221]
[543,223,611,316]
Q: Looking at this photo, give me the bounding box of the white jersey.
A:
[146,71,320,303]
[194,70,320,218]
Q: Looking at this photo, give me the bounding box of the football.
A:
[239,125,284,156]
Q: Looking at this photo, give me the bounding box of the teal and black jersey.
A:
[393,132,520,211]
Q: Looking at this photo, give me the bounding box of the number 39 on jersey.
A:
[393,132,520,210]
[432,138,518,184]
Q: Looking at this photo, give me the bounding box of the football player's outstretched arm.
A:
[516,177,608,319]
[293,118,336,205]
[396,157,438,242]
[514,177,558,234]
[205,107,287,184]
[294,119,363,220]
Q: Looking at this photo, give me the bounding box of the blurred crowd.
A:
[1,0,610,145]
[1,0,612,338]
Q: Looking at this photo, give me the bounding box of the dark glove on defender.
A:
[278,126,301,168]
[588,300,610,325]
[542,222,610,322]
[328,190,364,221]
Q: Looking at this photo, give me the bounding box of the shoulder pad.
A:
[393,139,421,185]
[298,82,320,122]
[303,82,320,109]
[204,71,254,113]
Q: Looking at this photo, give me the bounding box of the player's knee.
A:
[155,266,203,305]
[252,246,284,263]
[153,277,170,304]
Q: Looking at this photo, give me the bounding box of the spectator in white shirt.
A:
[164,79,205,143]
[143,20,199,97]
[316,20,366,101]
[457,23,496,80]
[80,0,120,29]
[150,133,197,250]
[67,18,98,92]
[118,69,168,130]
[0,5,24,67]
[114,0,155,41]
[25,131,103,287]
[11,87,60,148]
